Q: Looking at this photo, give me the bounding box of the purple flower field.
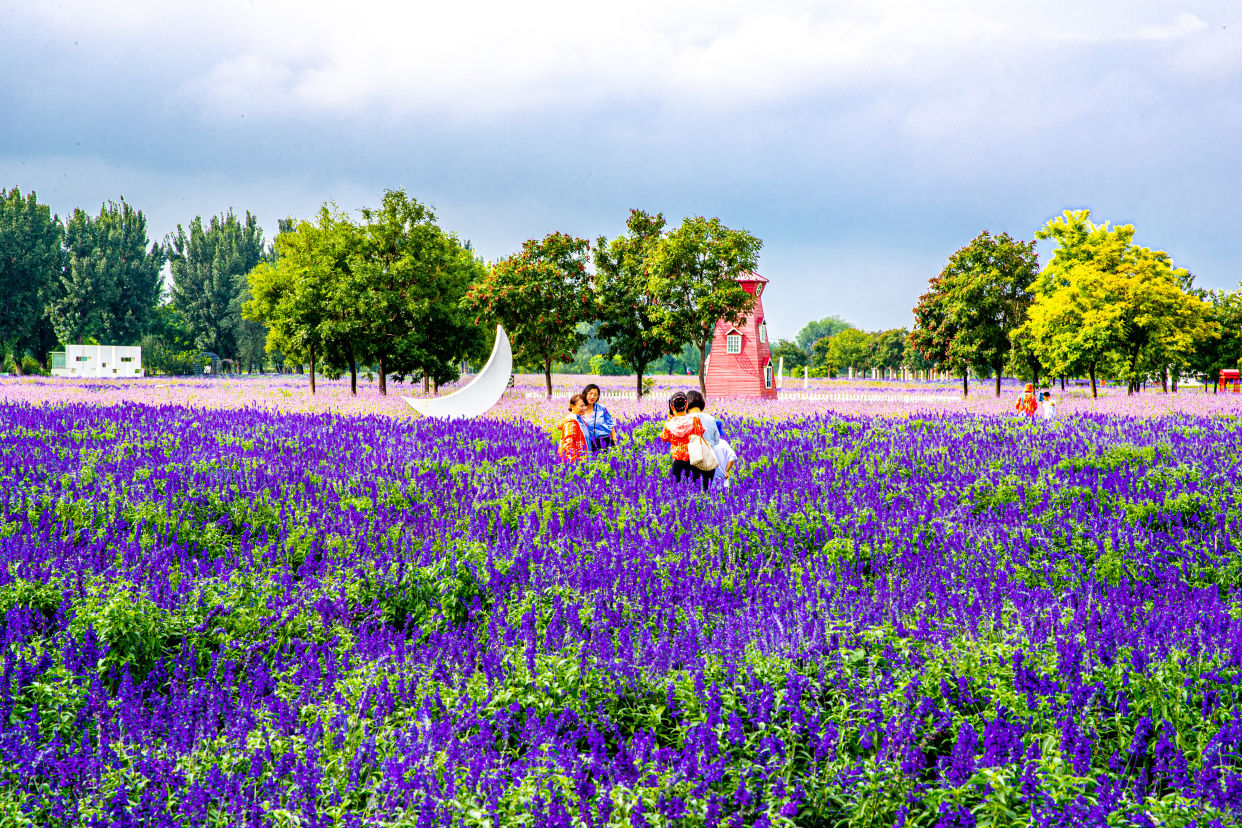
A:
[2,397,1242,826]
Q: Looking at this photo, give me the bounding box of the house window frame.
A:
[764,361,773,389]
[758,322,767,344]
[756,283,764,297]
[726,334,742,354]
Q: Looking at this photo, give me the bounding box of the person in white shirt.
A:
[712,440,738,490]
[1039,391,1057,421]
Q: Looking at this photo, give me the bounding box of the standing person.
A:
[712,438,739,491]
[1015,383,1038,419]
[660,391,704,484]
[685,390,720,492]
[557,394,590,463]
[1040,390,1057,421]
[581,383,617,452]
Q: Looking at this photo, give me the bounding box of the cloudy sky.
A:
[2,1,1239,338]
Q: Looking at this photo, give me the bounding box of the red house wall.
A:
[704,273,776,399]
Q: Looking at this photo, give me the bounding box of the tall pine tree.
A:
[47,199,164,346]
[0,188,64,370]
[167,210,265,362]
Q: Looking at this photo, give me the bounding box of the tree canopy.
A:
[464,232,592,398]
[167,210,265,362]
[909,230,1038,396]
[47,199,165,347]
[1022,210,1216,397]
[648,216,762,394]
[594,210,682,397]
[0,188,64,371]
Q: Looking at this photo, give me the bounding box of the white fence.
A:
[523,389,959,404]
[776,392,960,404]
[524,390,638,400]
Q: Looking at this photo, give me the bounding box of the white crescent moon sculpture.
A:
[403,324,512,419]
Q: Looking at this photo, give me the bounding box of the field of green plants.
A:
[2,398,1241,827]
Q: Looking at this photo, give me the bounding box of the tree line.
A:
[907,211,1240,396]
[6,186,1235,397]
[767,210,1240,397]
[0,186,271,376]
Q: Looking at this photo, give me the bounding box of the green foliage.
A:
[46,198,165,347]
[796,314,854,352]
[1022,210,1216,396]
[827,328,873,373]
[166,210,266,362]
[0,187,64,369]
[593,209,680,396]
[909,230,1038,395]
[464,231,592,398]
[647,215,763,394]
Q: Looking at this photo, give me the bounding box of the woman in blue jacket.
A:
[581,383,617,451]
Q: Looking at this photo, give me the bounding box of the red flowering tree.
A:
[464,232,591,398]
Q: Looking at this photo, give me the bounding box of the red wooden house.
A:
[704,271,776,399]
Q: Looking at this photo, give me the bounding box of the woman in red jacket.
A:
[557,394,590,463]
[660,391,704,483]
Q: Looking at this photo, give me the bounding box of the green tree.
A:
[769,339,808,373]
[808,336,834,376]
[0,188,64,371]
[167,210,265,362]
[827,328,872,376]
[594,209,680,397]
[1190,287,1242,390]
[1025,210,1216,397]
[796,315,854,352]
[140,303,200,375]
[353,192,487,396]
[244,208,347,394]
[909,230,1038,396]
[465,232,592,398]
[648,216,762,395]
[867,328,908,373]
[47,199,165,346]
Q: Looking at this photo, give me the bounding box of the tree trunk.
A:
[961,371,968,397]
[1060,375,1065,392]
[1089,363,1097,398]
[698,344,708,395]
[349,358,357,395]
[423,374,430,393]
[994,365,1001,397]
[544,360,553,399]
[1161,367,1168,394]
[636,368,644,399]
[433,378,439,394]
[1171,368,1179,393]
[379,354,387,396]
[309,346,316,394]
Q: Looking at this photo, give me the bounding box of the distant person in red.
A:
[557,394,590,463]
[1015,383,1038,418]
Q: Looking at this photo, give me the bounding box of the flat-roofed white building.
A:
[50,344,142,378]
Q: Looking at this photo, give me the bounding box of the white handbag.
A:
[689,435,719,471]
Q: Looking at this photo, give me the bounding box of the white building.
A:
[50,344,142,378]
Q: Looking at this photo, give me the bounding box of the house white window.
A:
[758,322,767,344]
[726,334,742,354]
[764,361,773,388]
[756,283,763,297]
[121,357,133,363]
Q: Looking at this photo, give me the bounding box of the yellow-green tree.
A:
[1023,210,1216,397]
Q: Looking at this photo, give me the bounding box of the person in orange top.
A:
[557,393,590,463]
[660,391,704,483]
[1015,382,1038,418]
